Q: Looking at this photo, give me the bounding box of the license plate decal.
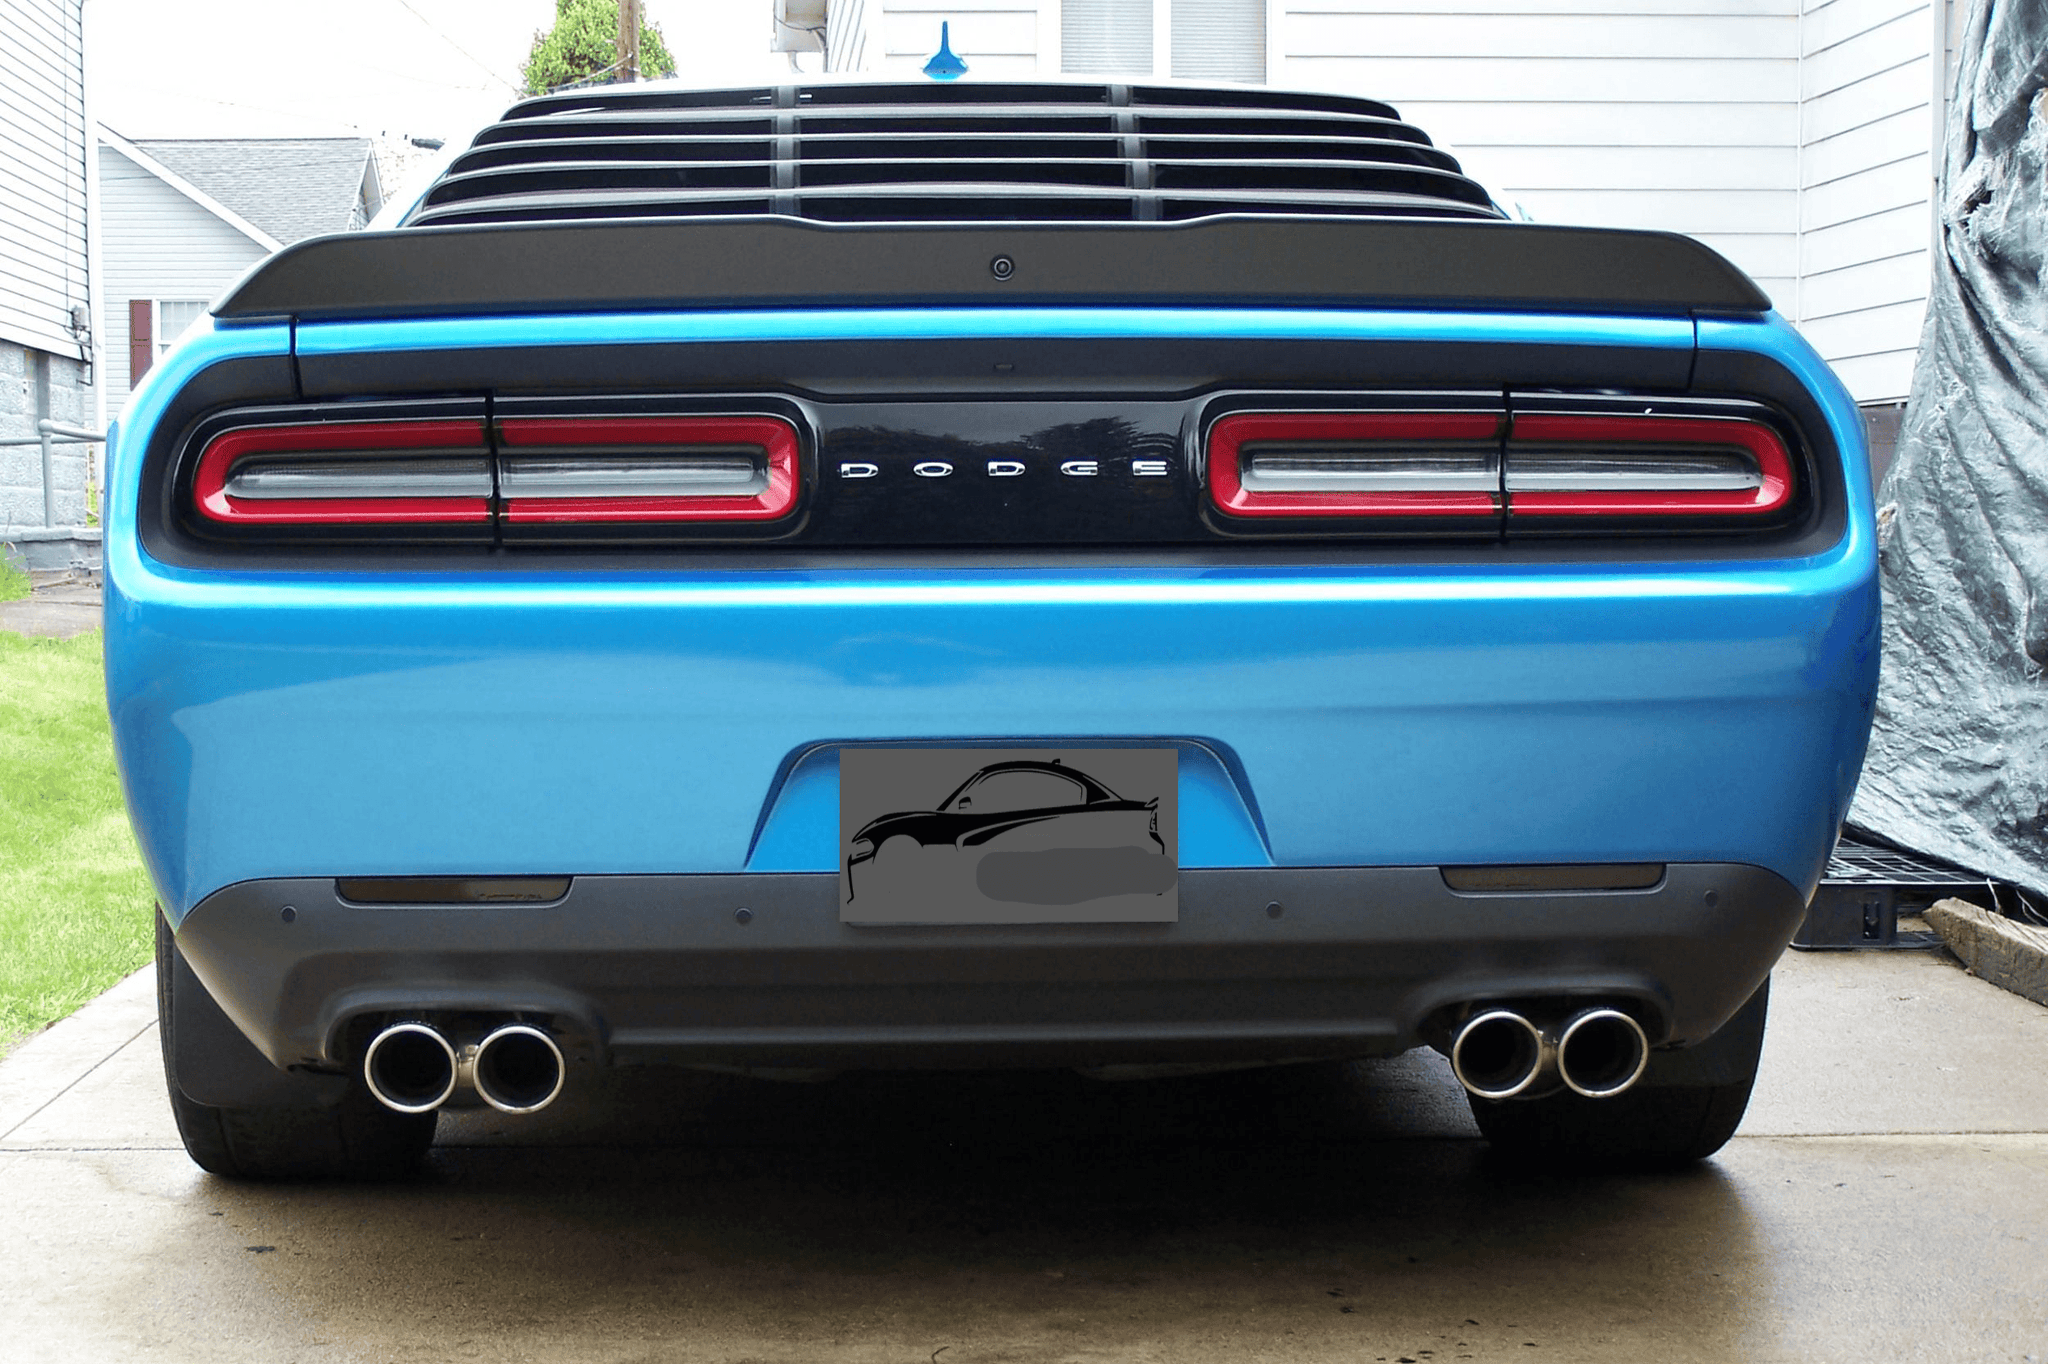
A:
[840,747,1178,924]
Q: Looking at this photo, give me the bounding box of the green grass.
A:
[0,630,154,1057]
[0,550,29,602]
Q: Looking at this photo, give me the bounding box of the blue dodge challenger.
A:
[107,79,1879,1178]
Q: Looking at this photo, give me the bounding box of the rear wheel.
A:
[1466,978,1769,1169]
[156,909,435,1180]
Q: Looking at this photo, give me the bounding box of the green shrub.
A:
[521,0,677,96]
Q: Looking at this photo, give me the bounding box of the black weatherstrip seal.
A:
[213,217,1773,322]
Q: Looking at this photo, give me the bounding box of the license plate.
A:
[840,747,1178,924]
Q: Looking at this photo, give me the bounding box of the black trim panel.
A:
[294,335,1697,402]
[172,863,1803,1081]
[215,218,1772,321]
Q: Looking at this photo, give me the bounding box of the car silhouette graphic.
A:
[846,760,1171,907]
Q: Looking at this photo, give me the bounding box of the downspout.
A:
[1793,4,1805,332]
[83,1,108,480]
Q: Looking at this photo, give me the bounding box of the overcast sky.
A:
[87,0,807,145]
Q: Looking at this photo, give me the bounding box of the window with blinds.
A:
[156,301,207,355]
[1062,0,1153,76]
[1061,1,1265,84]
[1171,0,1265,84]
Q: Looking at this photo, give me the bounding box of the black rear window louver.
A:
[407,81,1503,228]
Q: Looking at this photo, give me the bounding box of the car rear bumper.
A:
[175,863,1804,1076]
[108,310,1879,930]
[110,558,1877,920]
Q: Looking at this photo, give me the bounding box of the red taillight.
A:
[497,416,799,522]
[1207,411,1504,517]
[1207,408,1798,530]
[192,420,492,525]
[1505,414,1793,518]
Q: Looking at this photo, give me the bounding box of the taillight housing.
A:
[1205,409,1506,535]
[1204,399,1802,537]
[497,416,800,524]
[1505,413,1794,521]
[184,411,806,545]
[191,420,493,529]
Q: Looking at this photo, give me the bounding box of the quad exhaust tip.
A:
[1450,1009,1556,1101]
[1450,1004,1651,1102]
[1556,1007,1650,1099]
[362,1019,567,1115]
[471,1024,566,1114]
[363,1021,459,1113]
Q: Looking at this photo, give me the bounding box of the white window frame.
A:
[154,299,209,357]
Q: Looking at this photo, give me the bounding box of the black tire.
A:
[156,909,436,1180]
[1467,978,1770,1170]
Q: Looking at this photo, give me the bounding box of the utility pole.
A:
[617,0,640,82]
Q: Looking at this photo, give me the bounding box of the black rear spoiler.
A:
[213,216,1772,323]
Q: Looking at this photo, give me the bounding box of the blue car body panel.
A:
[107,308,1877,931]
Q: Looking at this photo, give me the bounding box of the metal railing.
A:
[0,419,106,526]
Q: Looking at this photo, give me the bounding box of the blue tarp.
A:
[1850,0,2048,897]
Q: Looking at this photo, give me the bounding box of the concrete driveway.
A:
[3,943,2047,1363]
[0,579,100,639]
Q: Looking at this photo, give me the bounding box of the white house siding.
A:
[0,0,90,359]
[815,0,1937,404]
[827,0,874,70]
[1277,1,1804,312]
[830,0,1046,76]
[0,0,95,553]
[879,1,1045,77]
[98,142,270,418]
[832,1,1278,81]
[1797,0,1936,403]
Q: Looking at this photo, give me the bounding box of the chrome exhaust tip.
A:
[1556,1008,1650,1098]
[363,1022,459,1113]
[470,1024,566,1114]
[1450,1009,1555,1100]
